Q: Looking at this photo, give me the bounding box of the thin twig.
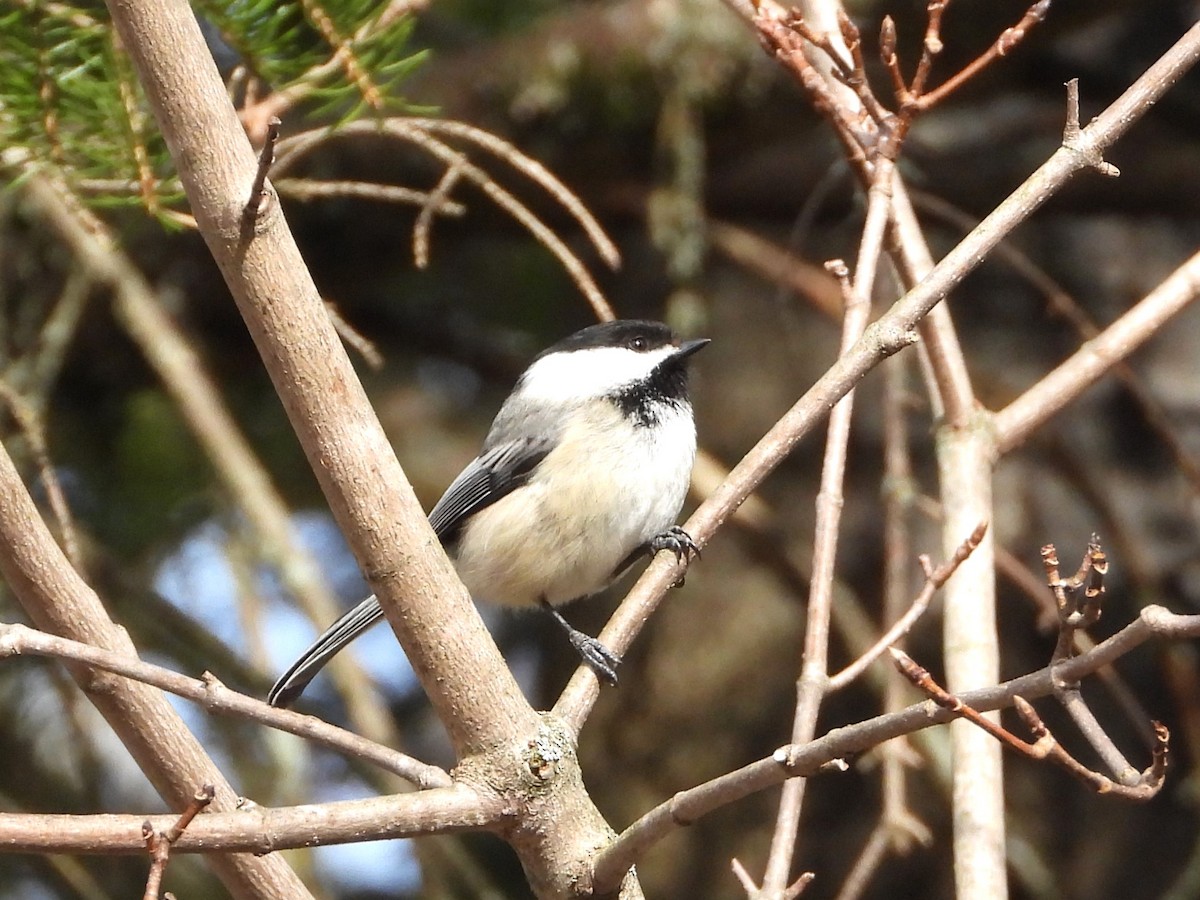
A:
[414,158,466,269]
[245,116,281,220]
[592,603,1196,890]
[753,5,870,175]
[913,0,1052,111]
[1042,537,1104,660]
[324,300,385,370]
[408,118,622,271]
[706,219,844,320]
[997,545,1157,745]
[833,821,891,900]
[892,649,1168,800]
[1039,537,1144,780]
[0,382,82,571]
[3,267,93,415]
[275,178,466,215]
[275,121,618,320]
[142,784,214,900]
[0,622,451,788]
[996,246,1200,452]
[906,0,947,101]
[1061,78,1120,177]
[827,521,987,691]
[731,858,758,895]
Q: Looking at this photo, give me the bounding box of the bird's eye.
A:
[630,337,646,350]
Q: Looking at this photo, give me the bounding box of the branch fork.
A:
[1062,78,1120,177]
[142,784,215,900]
[892,535,1169,804]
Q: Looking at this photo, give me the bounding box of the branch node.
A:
[731,857,758,895]
[1061,79,1120,176]
[244,115,282,221]
[141,784,211,900]
[898,645,1169,801]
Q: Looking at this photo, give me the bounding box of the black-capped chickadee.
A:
[267,320,707,708]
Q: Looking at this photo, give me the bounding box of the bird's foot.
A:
[541,600,621,686]
[649,526,701,564]
[568,630,621,686]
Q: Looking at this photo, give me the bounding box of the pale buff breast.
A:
[451,401,696,608]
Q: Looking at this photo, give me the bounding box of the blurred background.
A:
[2,0,1200,897]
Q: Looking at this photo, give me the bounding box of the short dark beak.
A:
[674,338,710,360]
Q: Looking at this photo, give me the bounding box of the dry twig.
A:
[274,120,619,320]
[0,382,82,570]
[0,622,449,787]
[142,784,214,900]
[245,116,281,221]
[892,649,1168,801]
[828,521,987,691]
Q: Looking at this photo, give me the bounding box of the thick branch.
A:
[937,410,1004,900]
[102,0,540,755]
[102,5,629,896]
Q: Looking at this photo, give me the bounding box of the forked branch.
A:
[892,649,1168,801]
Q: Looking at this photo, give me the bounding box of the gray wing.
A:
[266,393,567,708]
[428,435,553,543]
[268,436,551,708]
[428,389,568,542]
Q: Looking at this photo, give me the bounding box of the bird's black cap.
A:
[538,320,678,358]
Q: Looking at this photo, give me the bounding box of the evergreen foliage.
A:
[0,0,426,223]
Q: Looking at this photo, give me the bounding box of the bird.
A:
[267,319,707,708]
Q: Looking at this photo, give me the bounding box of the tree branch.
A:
[554,18,1200,734]
[102,0,540,757]
[592,604,1200,886]
[0,423,311,900]
[0,623,450,789]
[995,246,1200,453]
[0,787,498,854]
[101,2,629,895]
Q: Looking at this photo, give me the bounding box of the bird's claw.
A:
[569,632,621,686]
[649,526,701,564]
